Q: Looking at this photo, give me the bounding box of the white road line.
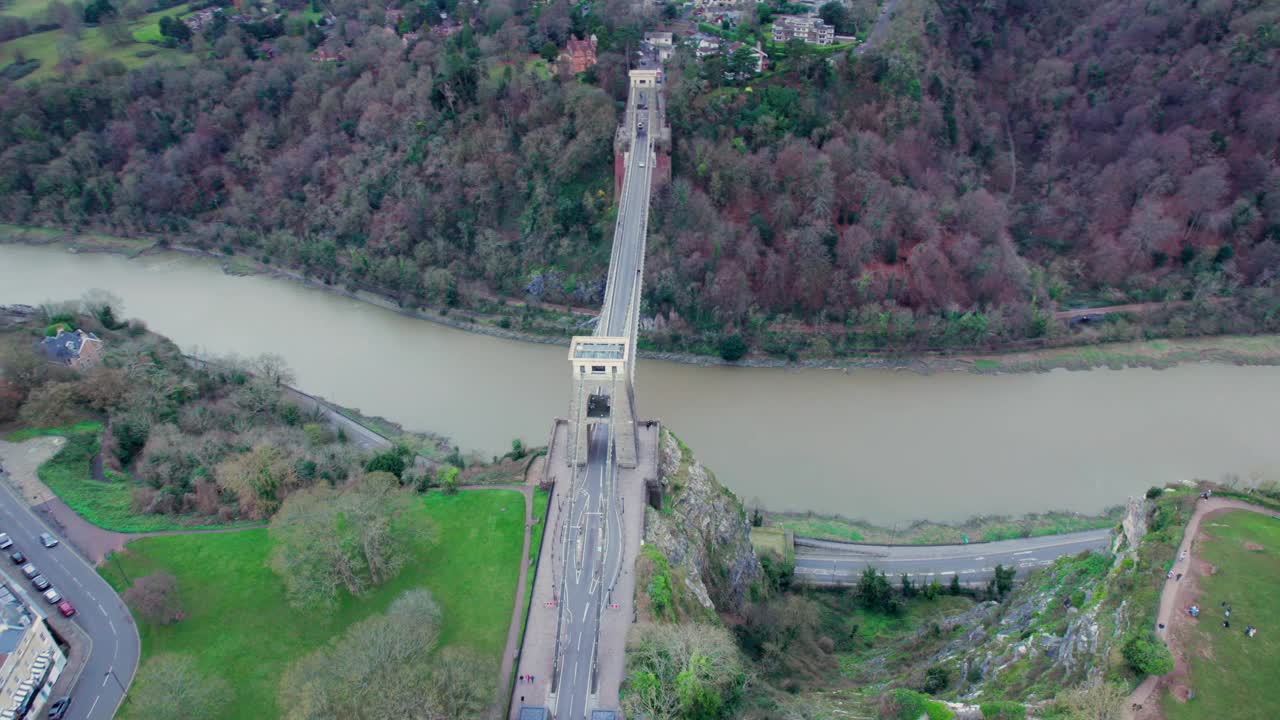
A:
[101,674,109,688]
[582,605,588,623]
[97,604,107,617]
[87,695,100,716]
[109,619,117,636]
[1013,550,1034,556]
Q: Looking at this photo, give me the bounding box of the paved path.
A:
[477,480,537,719]
[1126,497,1280,719]
[795,528,1112,586]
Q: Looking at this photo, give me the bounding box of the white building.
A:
[0,585,66,720]
[771,14,835,45]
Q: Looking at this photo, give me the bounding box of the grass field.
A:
[0,5,192,82]
[1163,510,1280,720]
[100,489,526,720]
[0,0,52,20]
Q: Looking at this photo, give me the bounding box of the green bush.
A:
[980,700,1026,719]
[364,449,406,478]
[718,334,748,362]
[1145,486,1164,499]
[922,665,950,693]
[888,689,954,720]
[1122,632,1174,676]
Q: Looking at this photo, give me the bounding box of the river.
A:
[3,243,1278,523]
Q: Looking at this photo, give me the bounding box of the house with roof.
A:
[644,31,674,62]
[0,585,66,720]
[38,328,103,371]
[771,14,835,45]
[562,34,598,73]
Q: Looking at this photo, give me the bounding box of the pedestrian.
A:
[1223,620,1230,628]
[1158,623,1165,630]
[1167,570,1174,579]
[1225,609,1231,618]
[521,696,525,703]
[1177,573,1183,581]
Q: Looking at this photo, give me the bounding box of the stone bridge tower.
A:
[566,337,639,468]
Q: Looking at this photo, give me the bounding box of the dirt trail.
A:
[1126,497,1280,719]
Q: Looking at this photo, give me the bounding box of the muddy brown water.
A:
[3,243,1279,522]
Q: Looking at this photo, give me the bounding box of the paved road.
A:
[553,424,624,719]
[552,82,652,719]
[599,84,655,338]
[0,472,139,720]
[795,528,1113,585]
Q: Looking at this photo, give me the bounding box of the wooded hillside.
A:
[1,0,1277,356]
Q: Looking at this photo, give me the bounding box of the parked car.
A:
[20,563,37,579]
[42,589,61,604]
[9,551,25,564]
[47,697,70,720]
[0,533,12,549]
[57,601,75,618]
[39,533,58,548]
[32,575,50,591]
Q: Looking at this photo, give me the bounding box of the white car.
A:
[43,588,61,604]
[39,533,58,548]
[0,533,11,550]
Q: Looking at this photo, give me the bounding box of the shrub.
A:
[718,334,748,362]
[884,689,954,720]
[1145,486,1164,499]
[436,465,459,494]
[1123,632,1174,676]
[922,665,951,693]
[979,700,1026,719]
[364,449,406,479]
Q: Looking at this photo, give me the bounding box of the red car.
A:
[57,600,75,618]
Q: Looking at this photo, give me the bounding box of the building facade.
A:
[771,14,835,45]
[0,586,66,720]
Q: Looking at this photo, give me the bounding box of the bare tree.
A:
[127,654,232,720]
[122,571,184,625]
[268,472,420,609]
[278,589,447,720]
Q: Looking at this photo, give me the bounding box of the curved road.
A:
[795,528,1113,585]
[0,473,138,720]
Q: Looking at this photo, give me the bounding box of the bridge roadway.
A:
[550,83,656,718]
[794,528,1113,586]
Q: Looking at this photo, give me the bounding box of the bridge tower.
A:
[567,336,639,469]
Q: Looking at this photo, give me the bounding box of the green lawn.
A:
[0,0,53,20]
[101,489,526,720]
[1163,510,1280,720]
[0,5,192,82]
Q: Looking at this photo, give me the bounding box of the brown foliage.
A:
[123,571,184,625]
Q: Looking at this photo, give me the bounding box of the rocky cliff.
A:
[642,429,762,615]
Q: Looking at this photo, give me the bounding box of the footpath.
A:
[1126,496,1280,719]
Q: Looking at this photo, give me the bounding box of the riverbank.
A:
[768,506,1124,545]
[5,226,1280,375]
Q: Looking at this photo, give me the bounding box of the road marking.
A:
[101,674,109,688]
[98,604,107,617]
[1013,550,1034,556]
[109,619,117,636]
[582,605,588,623]
[88,695,100,716]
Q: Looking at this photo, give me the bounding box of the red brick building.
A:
[562,35,598,74]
